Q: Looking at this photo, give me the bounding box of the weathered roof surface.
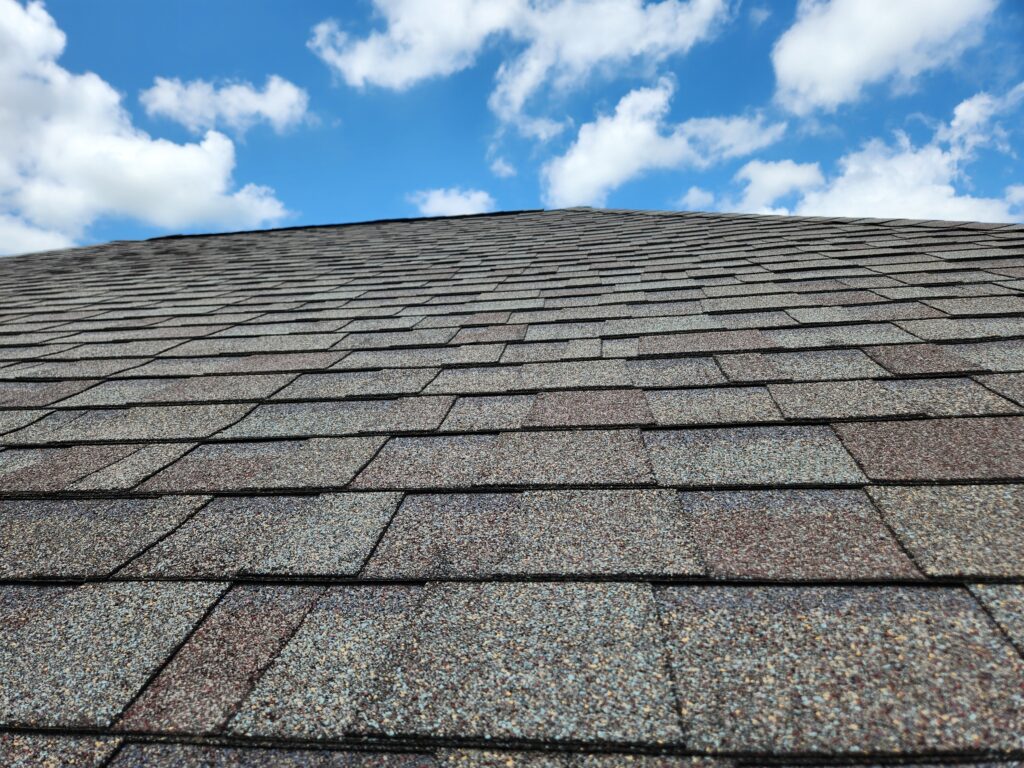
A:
[2,207,1024,766]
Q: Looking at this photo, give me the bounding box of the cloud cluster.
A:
[772,0,997,114]
[310,0,728,138]
[409,187,496,216]
[140,75,309,134]
[542,78,785,207]
[720,83,1024,222]
[0,0,287,255]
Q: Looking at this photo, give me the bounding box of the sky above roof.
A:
[1,0,1023,255]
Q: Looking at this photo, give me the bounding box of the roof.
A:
[2,207,1024,766]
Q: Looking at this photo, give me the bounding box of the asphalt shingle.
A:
[0,734,121,768]
[0,582,225,727]
[220,397,454,438]
[646,387,781,425]
[836,417,1024,481]
[679,489,919,579]
[364,490,702,577]
[6,403,252,443]
[124,493,400,577]
[869,485,1024,576]
[1,496,206,578]
[117,585,325,734]
[769,377,1018,419]
[142,437,387,492]
[644,426,865,486]
[230,583,680,744]
[656,586,1024,752]
[525,389,654,426]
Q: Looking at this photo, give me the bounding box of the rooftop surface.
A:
[2,207,1024,766]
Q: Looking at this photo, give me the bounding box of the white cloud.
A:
[678,185,714,210]
[542,78,785,207]
[732,159,823,212]
[490,156,517,177]
[409,187,496,216]
[310,0,728,137]
[772,0,997,114]
[726,84,1024,222]
[748,6,770,27]
[0,0,287,255]
[140,75,309,134]
[794,138,1020,221]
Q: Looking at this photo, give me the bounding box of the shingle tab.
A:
[364,490,701,577]
[869,485,1024,576]
[836,417,1024,481]
[656,586,1024,752]
[1,496,206,578]
[0,582,225,727]
[644,426,865,486]
[231,583,681,743]
[679,489,919,579]
[117,585,324,734]
[142,437,386,491]
[124,493,400,577]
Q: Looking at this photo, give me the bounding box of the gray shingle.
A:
[124,493,399,577]
[230,583,681,743]
[679,489,919,579]
[364,490,701,577]
[869,485,1024,576]
[274,368,439,399]
[769,378,1018,419]
[0,582,225,727]
[439,395,535,431]
[656,586,1024,752]
[0,496,206,578]
[526,389,654,426]
[483,429,655,486]
[646,387,781,425]
[6,403,252,443]
[220,397,453,438]
[0,734,121,768]
[55,375,292,407]
[142,437,386,492]
[969,584,1024,650]
[0,380,99,407]
[644,426,865,486]
[715,349,885,382]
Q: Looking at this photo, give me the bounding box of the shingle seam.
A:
[4,723,1024,762]
[110,496,217,579]
[968,586,1024,662]
[107,581,232,731]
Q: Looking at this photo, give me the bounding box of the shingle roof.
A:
[2,207,1024,766]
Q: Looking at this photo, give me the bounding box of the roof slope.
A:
[2,207,1024,766]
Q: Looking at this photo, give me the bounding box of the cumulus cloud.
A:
[490,156,517,177]
[732,159,823,213]
[409,187,496,216]
[140,75,309,134]
[726,84,1024,222]
[678,186,714,210]
[309,0,728,137]
[542,78,785,207]
[0,0,287,255]
[772,0,997,114]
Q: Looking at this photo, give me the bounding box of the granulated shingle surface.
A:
[869,485,1024,576]
[656,586,1024,753]
[836,417,1024,480]
[1,496,207,577]
[124,493,400,576]
[0,582,225,727]
[0,733,121,768]
[644,426,865,486]
[364,490,702,577]
[679,489,919,579]
[142,437,386,491]
[5,208,1024,762]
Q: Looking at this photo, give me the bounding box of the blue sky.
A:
[2,0,1023,254]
